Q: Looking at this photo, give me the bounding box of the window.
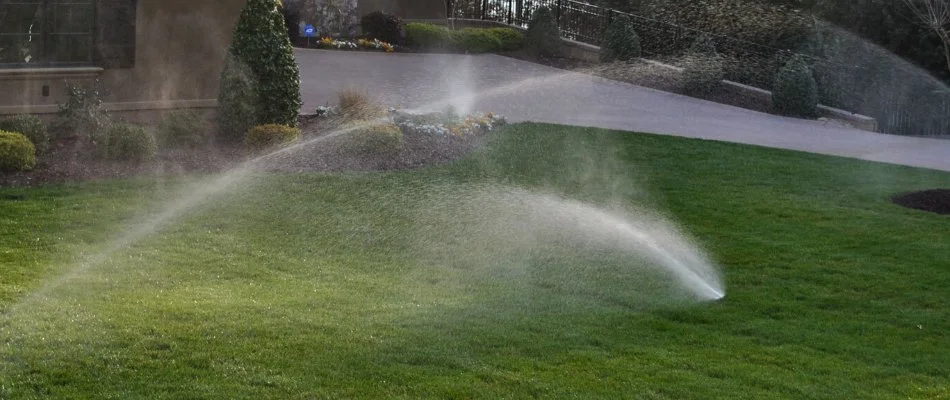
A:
[0,0,96,67]
[0,0,135,69]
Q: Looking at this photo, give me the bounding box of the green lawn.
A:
[1,123,949,399]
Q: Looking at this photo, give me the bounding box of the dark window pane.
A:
[51,3,93,34]
[47,33,91,63]
[0,3,43,34]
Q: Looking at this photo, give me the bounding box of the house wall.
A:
[0,0,247,117]
[356,0,446,20]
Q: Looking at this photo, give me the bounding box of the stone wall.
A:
[287,0,359,37]
[356,0,447,20]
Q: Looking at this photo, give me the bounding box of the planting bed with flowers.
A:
[312,37,396,52]
[264,106,507,173]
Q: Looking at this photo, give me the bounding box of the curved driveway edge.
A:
[296,48,950,173]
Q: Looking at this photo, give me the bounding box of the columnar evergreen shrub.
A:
[218,54,259,143]
[525,6,560,58]
[0,130,36,171]
[104,124,157,162]
[682,34,725,95]
[245,124,301,151]
[360,11,404,45]
[218,0,301,142]
[600,16,641,63]
[773,54,819,118]
[0,114,48,154]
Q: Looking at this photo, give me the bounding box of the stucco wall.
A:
[357,0,446,20]
[0,0,246,116]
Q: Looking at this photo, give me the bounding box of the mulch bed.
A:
[891,189,950,215]
[0,118,488,188]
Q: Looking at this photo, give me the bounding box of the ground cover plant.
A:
[1,124,949,398]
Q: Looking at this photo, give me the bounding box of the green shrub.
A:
[245,124,301,152]
[337,122,403,157]
[772,55,819,118]
[360,11,404,45]
[104,124,157,162]
[600,16,641,63]
[217,54,259,143]
[525,6,561,58]
[681,34,724,95]
[405,23,453,49]
[451,28,503,53]
[220,0,301,142]
[0,114,48,154]
[159,110,212,148]
[0,130,36,172]
[57,79,111,142]
[485,27,525,51]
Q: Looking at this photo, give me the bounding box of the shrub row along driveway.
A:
[296,48,950,172]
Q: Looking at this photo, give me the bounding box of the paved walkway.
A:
[296,49,950,172]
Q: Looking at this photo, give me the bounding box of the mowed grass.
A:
[1,123,949,399]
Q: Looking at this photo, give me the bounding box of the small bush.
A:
[681,34,724,95]
[600,16,641,63]
[485,28,525,51]
[104,124,157,162]
[525,6,561,58]
[338,89,386,121]
[406,23,453,49]
[159,110,212,148]
[451,28,503,53]
[57,79,111,142]
[245,124,301,152]
[0,130,37,172]
[337,122,403,157]
[361,11,404,45]
[773,54,819,118]
[0,114,48,154]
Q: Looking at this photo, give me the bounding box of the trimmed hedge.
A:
[773,55,819,118]
[0,130,36,172]
[406,23,453,49]
[0,114,48,154]
[451,28,503,53]
[600,16,641,63]
[485,27,525,51]
[245,124,301,152]
[405,23,525,53]
[104,124,157,162]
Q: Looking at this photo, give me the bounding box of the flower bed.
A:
[315,37,395,52]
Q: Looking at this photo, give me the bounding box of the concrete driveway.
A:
[296,48,950,172]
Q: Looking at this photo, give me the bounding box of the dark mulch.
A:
[892,189,950,215]
[0,119,487,188]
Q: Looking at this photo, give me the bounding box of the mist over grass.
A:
[1,123,949,398]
